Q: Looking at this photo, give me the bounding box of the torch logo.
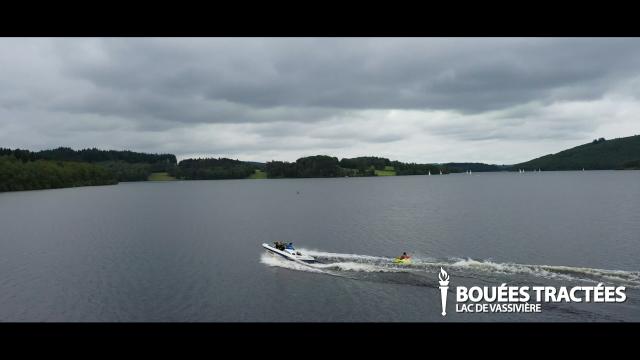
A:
[438,267,450,316]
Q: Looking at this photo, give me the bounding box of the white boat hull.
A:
[262,243,316,263]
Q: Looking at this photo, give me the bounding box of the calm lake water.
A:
[1,171,639,321]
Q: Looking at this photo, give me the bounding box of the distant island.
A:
[1,135,639,192]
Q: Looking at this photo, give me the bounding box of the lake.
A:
[1,171,639,321]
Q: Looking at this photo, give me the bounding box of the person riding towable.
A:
[393,252,411,264]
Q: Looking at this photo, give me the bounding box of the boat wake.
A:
[260,249,640,289]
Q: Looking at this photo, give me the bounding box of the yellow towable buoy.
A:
[393,257,411,264]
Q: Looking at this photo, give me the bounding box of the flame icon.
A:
[439,267,449,282]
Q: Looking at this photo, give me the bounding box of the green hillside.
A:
[514,135,640,171]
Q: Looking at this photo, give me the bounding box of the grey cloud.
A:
[424,101,604,142]
[50,38,640,119]
[2,38,640,162]
[49,89,347,129]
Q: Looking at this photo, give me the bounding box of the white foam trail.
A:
[259,253,325,274]
[449,258,577,281]
[261,249,640,287]
[311,261,405,273]
[260,249,406,275]
[448,258,640,286]
[300,249,391,262]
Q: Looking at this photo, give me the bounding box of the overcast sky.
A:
[1,38,639,164]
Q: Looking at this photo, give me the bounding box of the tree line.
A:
[0,147,492,193]
[266,155,342,178]
[390,161,449,175]
[265,155,452,178]
[171,157,258,180]
[339,157,391,172]
[0,147,176,179]
[0,155,117,192]
[7,135,636,193]
[0,147,179,191]
[0,147,176,165]
[443,162,507,172]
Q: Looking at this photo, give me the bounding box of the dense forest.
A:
[513,135,640,171]
[265,155,451,178]
[172,158,258,180]
[390,161,448,175]
[339,157,391,172]
[0,147,176,165]
[0,147,178,191]
[266,155,341,178]
[0,155,117,192]
[0,147,177,183]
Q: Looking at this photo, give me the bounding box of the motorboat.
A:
[262,242,316,263]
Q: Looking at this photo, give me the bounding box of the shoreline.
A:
[2,169,639,194]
